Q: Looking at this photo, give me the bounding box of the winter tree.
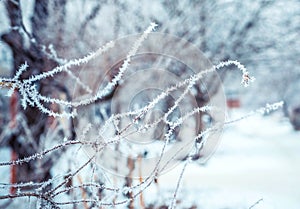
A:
[0,0,295,208]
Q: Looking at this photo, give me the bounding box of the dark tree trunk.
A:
[1,0,67,185]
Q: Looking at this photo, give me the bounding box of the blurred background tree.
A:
[0,0,299,207]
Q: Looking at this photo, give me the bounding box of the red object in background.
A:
[227,99,241,108]
[226,90,241,109]
[10,150,18,194]
[9,90,18,129]
[9,90,18,194]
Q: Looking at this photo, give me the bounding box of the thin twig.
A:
[249,198,263,209]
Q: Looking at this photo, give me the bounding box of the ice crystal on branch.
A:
[0,23,158,118]
[214,60,255,87]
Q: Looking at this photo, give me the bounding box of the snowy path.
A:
[158,113,300,209]
[1,112,299,208]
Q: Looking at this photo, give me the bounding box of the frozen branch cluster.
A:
[0,22,277,209]
[0,23,160,119]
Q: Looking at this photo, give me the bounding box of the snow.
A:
[157,110,300,209]
[1,110,300,208]
[0,147,10,193]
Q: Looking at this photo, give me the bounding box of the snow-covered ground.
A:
[158,110,300,209]
[1,110,300,208]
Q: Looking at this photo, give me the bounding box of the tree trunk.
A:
[1,0,66,186]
